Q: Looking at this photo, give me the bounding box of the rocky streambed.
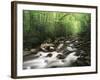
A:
[23,37,90,69]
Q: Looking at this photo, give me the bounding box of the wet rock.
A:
[49,46,55,51]
[66,46,77,51]
[76,60,86,66]
[36,51,49,57]
[30,49,38,53]
[56,43,64,51]
[75,51,81,56]
[46,53,53,57]
[85,60,90,65]
[40,43,55,52]
[44,38,52,43]
[80,50,87,56]
[24,48,29,51]
[56,54,65,59]
[65,40,70,44]
[23,51,31,56]
[84,56,90,60]
[69,43,74,47]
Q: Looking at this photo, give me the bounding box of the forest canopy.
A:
[23,10,91,49]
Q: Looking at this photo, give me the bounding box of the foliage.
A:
[23,10,91,49]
